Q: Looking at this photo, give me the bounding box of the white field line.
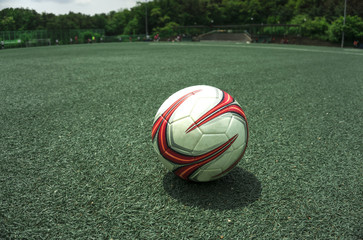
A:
[149,42,363,57]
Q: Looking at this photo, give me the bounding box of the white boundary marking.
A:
[149,42,363,57]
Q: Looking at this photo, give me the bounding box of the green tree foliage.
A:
[307,17,330,40]
[329,15,363,42]
[124,17,139,35]
[0,1,362,41]
[290,14,330,40]
[0,16,16,31]
[154,21,179,38]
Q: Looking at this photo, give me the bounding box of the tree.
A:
[219,0,247,24]
[153,21,179,37]
[93,14,108,29]
[1,1,362,42]
[105,10,130,35]
[124,17,139,35]
[329,15,363,42]
[0,16,16,31]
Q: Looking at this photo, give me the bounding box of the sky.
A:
[0,0,142,15]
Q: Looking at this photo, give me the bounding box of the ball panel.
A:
[193,134,229,154]
[206,151,233,171]
[152,136,160,154]
[189,97,220,122]
[169,96,197,123]
[168,117,202,155]
[198,114,232,134]
[153,137,180,171]
[188,85,220,99]
[226,115,248,150]
[153,85,203,123]
[158,153,179,171]
[229,145,246,165]
[190,168,223,182]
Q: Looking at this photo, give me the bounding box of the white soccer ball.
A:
[152,85,248,182]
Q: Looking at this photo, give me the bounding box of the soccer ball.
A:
[152,85,248,182]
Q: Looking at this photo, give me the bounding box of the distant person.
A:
[1,40,4,49]
[92,36,95,43]
[75,36,78,44]
[70,38,73,44]
[353,40,358,48]
[55,39,59,45]
[129,36,132,42]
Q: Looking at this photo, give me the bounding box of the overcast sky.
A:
[0,0,142,15]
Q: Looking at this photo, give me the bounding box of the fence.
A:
[0,25,304,49]
[0,29,105,48]
[0,29,161,49]
[175,24,302,40]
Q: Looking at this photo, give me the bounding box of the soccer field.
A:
[1,42,362,239]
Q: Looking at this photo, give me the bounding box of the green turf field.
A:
[1,42,362,239]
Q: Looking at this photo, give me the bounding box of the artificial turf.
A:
[0,42,362,239]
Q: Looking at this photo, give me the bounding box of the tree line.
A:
[1,0,363,42]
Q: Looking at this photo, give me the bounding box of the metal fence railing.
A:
[0,30,163,49]
[175,24,302,40]
[0,29,106,49]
